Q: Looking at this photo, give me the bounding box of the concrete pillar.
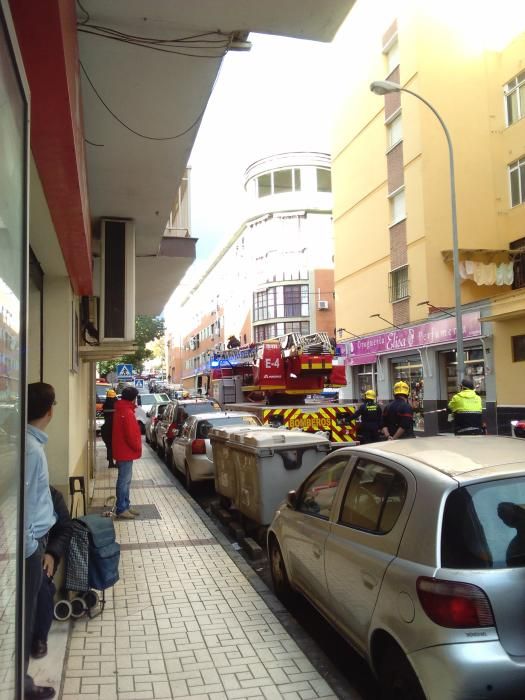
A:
[42,276,72,489]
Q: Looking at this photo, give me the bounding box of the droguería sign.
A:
[339,311,482,366]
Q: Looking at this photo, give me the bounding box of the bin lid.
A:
[209,425,266,442]
[235,428,329,449]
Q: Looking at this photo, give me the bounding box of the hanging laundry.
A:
[472,261,484,285]
[459,261,469,280]
[503,261,514,285]
[495,262,505,286]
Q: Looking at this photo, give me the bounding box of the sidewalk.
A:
[51,443,344,700]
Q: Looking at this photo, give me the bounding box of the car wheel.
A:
[156,441,163,457]
[138,421,145,435]
[378,642,426,700]
[269,537,295,604]
[145,433,150,445]
[164,446,173,468]
[185,463,194,494]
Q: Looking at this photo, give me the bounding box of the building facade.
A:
[332,1,525,435]
[169,152,337,392]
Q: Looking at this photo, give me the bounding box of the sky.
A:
[164,31,337,317]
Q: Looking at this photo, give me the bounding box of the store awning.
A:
[483,290,525,322]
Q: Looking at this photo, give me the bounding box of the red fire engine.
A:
[206,332,356,443]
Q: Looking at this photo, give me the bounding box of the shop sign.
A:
[340,311,481,366]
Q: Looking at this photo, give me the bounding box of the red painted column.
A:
[10,0,92,295]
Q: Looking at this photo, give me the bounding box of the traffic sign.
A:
[135,379,144,389]
[116,363,133,381]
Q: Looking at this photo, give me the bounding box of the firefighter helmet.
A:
[393,380,410,396]
[364,390,376,400]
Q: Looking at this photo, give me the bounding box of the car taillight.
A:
[166,422,178,440]
[191,439,206,454]
[416,577,494,628]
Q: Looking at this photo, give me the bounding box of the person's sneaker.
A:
[116,510,135,519]
[128,508,140,516]
[30,639,47,659]
[24,685,55,699]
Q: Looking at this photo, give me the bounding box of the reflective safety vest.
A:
[448,389,482,434]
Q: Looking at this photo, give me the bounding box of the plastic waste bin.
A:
[210,425,268,501]
[223,427,330,525]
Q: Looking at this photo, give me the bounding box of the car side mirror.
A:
[286,490,297,509]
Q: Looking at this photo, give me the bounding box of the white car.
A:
[170,411,261,492]
[145,402,169,447]
[135,393,169,435]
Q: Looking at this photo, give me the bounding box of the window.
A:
[340,460,407,533]
[387,112,402,149]
[254,321,310,342]
[273,169,293,194]
[253,285,309,322]
[256,168,301,198]
[384,38,399,75]
[509,157,525,207]
[512,335,525,362]
[258,173,271,197]
[389,187,406,224]
[505,71,525,126]
[389,265,409,302]
[298,457,349,519]
[316,168,332,192]
[442,476,525,569]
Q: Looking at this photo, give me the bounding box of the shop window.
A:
[316,168,332,193]
[505,71,525,126]
[443,348,486,403]
[509,157,525,207]
[356,363,377,397]
[512,335,525,362]
[389,265,409,302]
[392,358,424,431]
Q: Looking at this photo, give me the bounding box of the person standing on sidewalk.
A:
[448,377,484,435]
[25,382,57,700]
[350,389,383,444]
[112,386,142,519]
[382,381,415,440]
[101,389,117,468]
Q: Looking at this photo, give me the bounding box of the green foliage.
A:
[98,315,165,376]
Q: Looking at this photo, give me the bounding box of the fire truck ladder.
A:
[279,331,334,357]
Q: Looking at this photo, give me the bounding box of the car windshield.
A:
[183,402,221,417]
[442,475,525,569]
[140,395,156,405]
[157,393,170,402]
[196,415,259,438]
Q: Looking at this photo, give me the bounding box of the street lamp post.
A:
[370,79,465,381]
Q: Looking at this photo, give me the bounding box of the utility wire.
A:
[78,28,228,58]
[76,0,90,25]
[79,58,223,141]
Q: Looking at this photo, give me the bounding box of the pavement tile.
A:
[59,445,341,699]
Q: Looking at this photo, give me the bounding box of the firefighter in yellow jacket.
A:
[448,377,483,435]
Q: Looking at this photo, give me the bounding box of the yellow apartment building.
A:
[332,0,525,435]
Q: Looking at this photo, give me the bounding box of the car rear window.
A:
[196,415,259,438]
[140,395,156,405]
[182,402,220,416]
[442,476,525,569]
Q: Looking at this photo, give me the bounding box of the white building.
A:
[170,151,337,390]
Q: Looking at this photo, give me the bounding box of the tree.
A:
[98,315,165,376]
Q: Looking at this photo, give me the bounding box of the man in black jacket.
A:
[31,487,73,659]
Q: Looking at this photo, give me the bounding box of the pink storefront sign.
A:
[339,311,482,366]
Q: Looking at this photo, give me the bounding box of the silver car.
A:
[170,411,261,492]
[268,436,525,700]
[145,402,169,448]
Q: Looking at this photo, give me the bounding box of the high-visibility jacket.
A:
[448,389,483,434]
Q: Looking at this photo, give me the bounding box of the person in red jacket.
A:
[112,386,142,519]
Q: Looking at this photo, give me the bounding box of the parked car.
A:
[511,419,525,438]
[145,402,169,447]
[268,436,525,700]
[135,393,170,434]
[170,411,262,491]
[155,398,221,465]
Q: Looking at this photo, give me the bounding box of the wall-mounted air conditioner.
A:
[318,300,329,310]
[99,219,135,341]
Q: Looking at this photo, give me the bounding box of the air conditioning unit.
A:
[317,300,329,310]
[99,219,135,341]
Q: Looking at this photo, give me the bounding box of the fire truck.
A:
[206,332,357,444]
